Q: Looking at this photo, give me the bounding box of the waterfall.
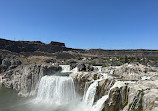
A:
[83,81,98,107]
[32,73,124,111]
[59,65,78,73]
[92,95,108,111]
[34,75,76,105]
[91,80,115,111]
[59,65,71,72]
[105,79,114,95]
[110,69,114,74]
[70,67,78,72]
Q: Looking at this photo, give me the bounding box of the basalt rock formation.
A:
[0,38,67,53]
[2,64,61,97]
[102,63,158,80]
[70,72,128,111]
[0,38,158,60]
[122,80,158,111]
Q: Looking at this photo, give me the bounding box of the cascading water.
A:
[92,95,108,111]
[34,75,76,105]
[59,65,71,72]
[32,73,123,111]
[70,67,78,72]
[59,65,78,73]
[83,81,98,107]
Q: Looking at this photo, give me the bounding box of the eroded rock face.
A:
[102,63,158,80]
[2,64,61,97]
[0,56,21,73]
[0,38,67,53]
[70,72,103,95]
[103,87,128,111]
[123,80,158,111]
[70,72,128,111]
[77,63,94,72]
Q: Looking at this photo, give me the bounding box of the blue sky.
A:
[0,0,158,49]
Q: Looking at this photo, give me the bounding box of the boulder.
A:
[0,57,21,73]
[77,63,94,72]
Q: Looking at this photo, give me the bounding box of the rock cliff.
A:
[123,80,158,111]
[0,38,67,53]
[2,64,61,97]
[70,72,128,111]
[0,38,158,60]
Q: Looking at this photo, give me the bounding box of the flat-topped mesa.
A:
[0,38,67,53]
[49,41,65,47]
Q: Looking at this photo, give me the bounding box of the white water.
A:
[70,67,78,72]
[34,76,76,105]
[32,75,123,111]
[92,95,108,111]
[59,65,71,72]
[59,65,78,73]
[83,81,98,107]
[110,81,126,90]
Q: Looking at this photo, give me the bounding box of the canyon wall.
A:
[2,64,61,97]
[0,38,158,59]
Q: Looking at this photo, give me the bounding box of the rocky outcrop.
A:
[70,72,128,111]
[123,80,158,111]
[103,63,158,80]
[0,55,21,73]
[0,38,67,53]
[2,64,61,97]
[1,38,158,62]
[77,63,94,72]
[70,72,103,95]
[103,86,128,111]
[87,49,158,59]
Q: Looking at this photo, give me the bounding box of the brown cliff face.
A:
[0,38,67,53]
[87,49,158,58]
[2,64,62,97]
[0,38,158,60]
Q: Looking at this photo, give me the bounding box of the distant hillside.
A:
[0,38,158,59]
[0,38,67,53]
